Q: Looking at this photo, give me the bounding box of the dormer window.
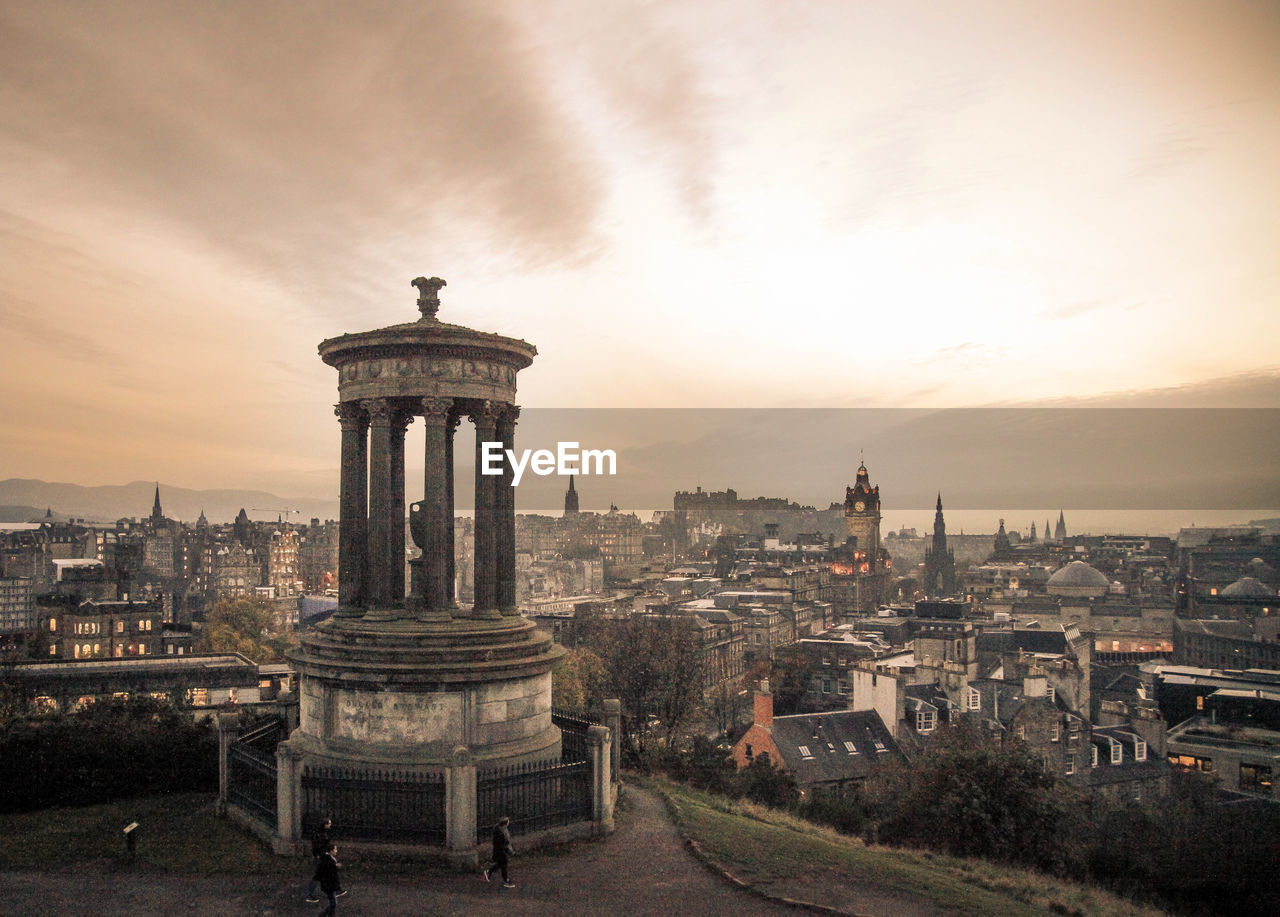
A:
[844,740,859,755]
[1046,686,1056,702]
[873,741,887,753]
[966,688,981,711]
[1134,739,1147,762]
[798,745,813,759]
[1111,740,1122,764]
[917,709,936,733]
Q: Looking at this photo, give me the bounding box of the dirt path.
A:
[0,785,938,917]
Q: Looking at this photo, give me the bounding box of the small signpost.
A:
[123,822,138,861]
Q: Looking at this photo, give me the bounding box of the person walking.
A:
[482,816,515,888]
[304,816,333,903]
[313,842,346,916]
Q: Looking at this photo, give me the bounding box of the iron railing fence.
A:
[301,765,446,845]
[475,757,592,843]
[227,742,278,823]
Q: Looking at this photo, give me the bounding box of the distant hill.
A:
[0,505,56,524]
[0,480,338,525]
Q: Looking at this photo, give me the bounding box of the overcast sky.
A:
[1,0,1277,497]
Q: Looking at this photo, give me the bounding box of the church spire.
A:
[151,483,163,521]
[564,474,579,515]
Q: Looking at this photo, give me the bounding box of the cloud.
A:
[915,341,1006,366]
[0,0,607,313]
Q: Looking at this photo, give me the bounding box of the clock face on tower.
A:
[854,501,866,512]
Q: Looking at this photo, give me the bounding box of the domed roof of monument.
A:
[1221,576,1274,598]
[1047,561,1109,590]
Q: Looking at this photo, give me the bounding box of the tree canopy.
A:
[196,596,294,663]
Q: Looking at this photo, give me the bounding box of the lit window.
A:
[49,617,56,631]
[48,645,56,656]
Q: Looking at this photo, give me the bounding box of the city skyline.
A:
[2,1,1278,496]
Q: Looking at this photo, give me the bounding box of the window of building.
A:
[1111,740,1122,764]
[874,741,887,753]
[116,620,124,634]
[822,678,833,694]
[844,740,859,755]
[1066,755,1076,775]
[48,644,57,656]
[1015,726,1026,740]
[1046,686,1056,702]
[798,745,813,759]
[966,688,980,711]
[1051,723,1060,742]
[48,617,56,631]
[1092,745,1099,768]
[836,679,847,695]
[1240,763,1273,793]
[1134,739,1147,762]
[745,744,753,761]
[917,709,936,733]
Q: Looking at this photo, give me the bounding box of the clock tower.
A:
[843,461,881,567]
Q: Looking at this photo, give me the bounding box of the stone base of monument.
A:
[285,611,564,768]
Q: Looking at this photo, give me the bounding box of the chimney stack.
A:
[753,679,773,729]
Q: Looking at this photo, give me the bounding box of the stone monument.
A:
[282,277,564,776]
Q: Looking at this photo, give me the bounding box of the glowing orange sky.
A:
[0,0,1277,496]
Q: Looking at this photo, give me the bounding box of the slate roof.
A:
[978,627,1070,656]
[768,709,905,786]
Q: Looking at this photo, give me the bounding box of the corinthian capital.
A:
[334,402,366,430]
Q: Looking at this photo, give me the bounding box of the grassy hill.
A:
[0,783,1169,916]
[647,777,1169,917]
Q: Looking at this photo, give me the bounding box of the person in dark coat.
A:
[304,817,332,902]
[313,842,345,916]
[482,816,515,888]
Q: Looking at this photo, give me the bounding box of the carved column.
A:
[446,410,461,604]
[496,404,520,614]
[365,400,395,615]
[335,402,368,615]
[390,405,412,612]
[419,397,453,621]
[470,401,500,619]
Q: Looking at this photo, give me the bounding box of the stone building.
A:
[922,494,957,597]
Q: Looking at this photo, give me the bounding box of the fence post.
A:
[445,745,478,867]
[216,712,236,813]
[274,740,305,854]
[277,690,300,736]
[602,698,621,783]
[588,725,614,833]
